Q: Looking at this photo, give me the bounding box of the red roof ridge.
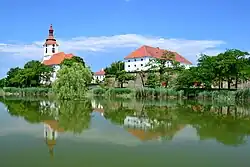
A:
[94,68,105,75]
[43,52,74,66]
[124,45,192,65]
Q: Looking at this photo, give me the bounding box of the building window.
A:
[46,44,47,47]
[134,59,136,61]
[52,47,55,53]
[45,48,47,53]
[53,44,55,47]
[128,65,130,67]
[134,64,136,67]
[141,64,143,66]
[128,60,130,62]
[141,58,143,61]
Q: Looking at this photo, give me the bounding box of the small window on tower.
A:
[52,48,55,53]
[45,48,47,53]
[53,44,55,47]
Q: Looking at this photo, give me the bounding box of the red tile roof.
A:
[43,52,74,66]
[44,120,64,132]
[94,69,105,75]
[124,45,192,65]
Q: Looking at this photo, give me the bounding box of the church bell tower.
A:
[42,24,59,62]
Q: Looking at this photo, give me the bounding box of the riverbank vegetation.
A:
[1,48,250,102]
[0,56,92,100]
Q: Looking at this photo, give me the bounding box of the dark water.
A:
[0,97,250,167]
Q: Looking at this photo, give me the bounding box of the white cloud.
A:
[0,34,225,63]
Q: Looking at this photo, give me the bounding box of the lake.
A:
[0,97,250,167]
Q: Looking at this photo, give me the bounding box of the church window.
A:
[53,44,55,47]
[52,47,55,53]
[45,48,47,53]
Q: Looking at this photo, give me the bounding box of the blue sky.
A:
[0,0,250,78]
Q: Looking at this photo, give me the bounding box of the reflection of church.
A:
[91,100,104,115]
[43,120,64,158]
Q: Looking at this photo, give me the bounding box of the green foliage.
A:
[5,60,53,87]
[106,87,134,96]
[1,87,51,97]
[61,56,86,67]
[135,87,182,99]
[1,98,92,134]
[176,49,250,89]
[104,61,135,88]
[104,61,124,77]
[235,88,250,101]
[57,100,92,134]
[145,72,160,88]
[52,62,92,100]
[116,70,135,88]
[0,78,6,88]
[92,87,106,95]
[146,51,185,87]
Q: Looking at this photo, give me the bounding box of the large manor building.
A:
[124,45,192,72]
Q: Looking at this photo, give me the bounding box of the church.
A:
[41,24,74,83]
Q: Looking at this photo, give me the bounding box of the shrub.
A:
[1,87,51,96]
[92,87,106,95]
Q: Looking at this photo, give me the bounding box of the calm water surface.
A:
[0,97,250,166]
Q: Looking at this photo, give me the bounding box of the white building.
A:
[41,24,74,83]
[124,45,192,72]
[92,68,105,83]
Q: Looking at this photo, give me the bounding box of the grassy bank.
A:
[90,87,184,99]
[0,87,53,97]
[90,87,250,102]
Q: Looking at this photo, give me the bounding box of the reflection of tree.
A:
[0,98,53,123]
[176,105,250,146]
[101,99,185,141]
[94,97,250,145]
[57,100,92,134]
[0,97,93,135]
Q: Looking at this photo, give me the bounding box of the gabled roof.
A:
[94,69,105,76]
[43,52,74,66]
[124,45,192,65]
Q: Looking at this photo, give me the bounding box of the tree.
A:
[61,56,86,67]
[52,62,92,100]
[104,61,124,77]
[116,70,135,88]
[5,60,53,87]
[0,78,6,88]
[145,72,160,88]
[147,51,184,87]
[217,49,250,89]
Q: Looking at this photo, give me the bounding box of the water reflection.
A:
[1,97,250,148]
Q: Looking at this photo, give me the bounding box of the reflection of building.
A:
[40,101,60,120]
[91,100,104,115]
[124,116,185,141]
[124,116,152,129]
[44,120,64,158]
